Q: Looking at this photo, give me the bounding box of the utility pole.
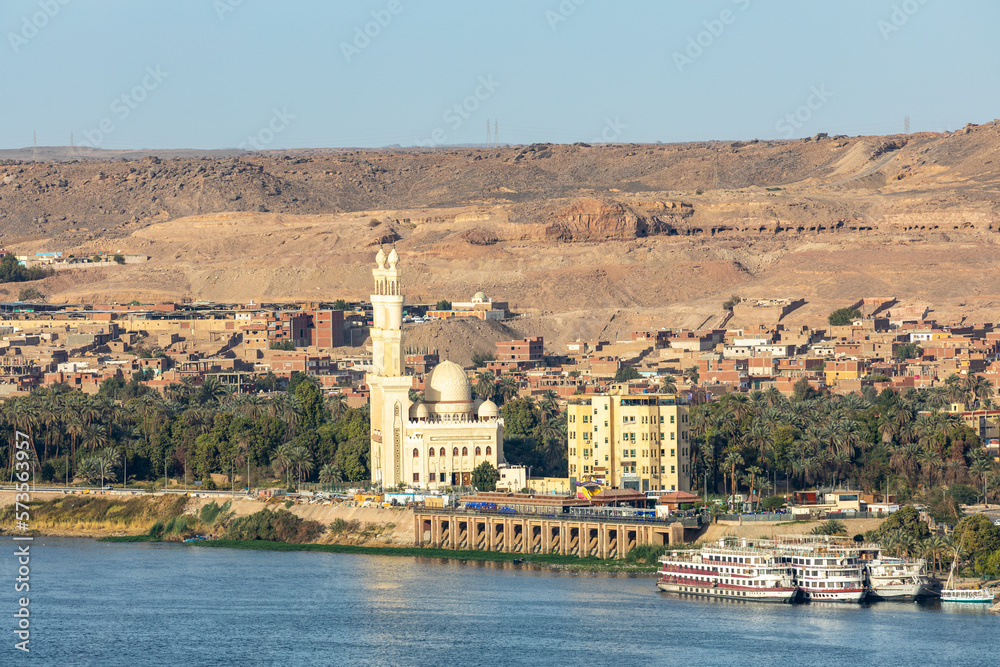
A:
[494,120,498,147]
[486,119,490,148]
[904,115,911,134]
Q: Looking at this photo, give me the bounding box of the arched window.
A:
[428,448,435,457]
[412,448,419,458]
[462,447,468,456]
[439,447,446,457]
[486,446,492,456]
[475,446,481,456]
[452,447,459,456]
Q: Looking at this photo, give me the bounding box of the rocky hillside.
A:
[4,123,1000,345]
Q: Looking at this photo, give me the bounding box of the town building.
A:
[566,391,691,493]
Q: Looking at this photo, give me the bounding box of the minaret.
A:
[370,246,403,376]
[367,246,411,489]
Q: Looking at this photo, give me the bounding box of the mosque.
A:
[367,247,505,489]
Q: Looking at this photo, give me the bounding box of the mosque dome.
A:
[424,360,472,404]
[473,291,487,302]
[478,399,499,419]
[410,402,429,420]
[375,247,386,268]
[387,247,399,268]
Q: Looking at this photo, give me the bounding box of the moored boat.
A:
[656,537,798,604]
[865,556,939,602]
[940,557,996,603]
[763,535,868,603]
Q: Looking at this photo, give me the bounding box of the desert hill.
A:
[3,123,1000,352]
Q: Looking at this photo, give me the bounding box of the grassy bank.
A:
[98,537,663,572]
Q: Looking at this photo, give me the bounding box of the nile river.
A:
[3,538,996,666]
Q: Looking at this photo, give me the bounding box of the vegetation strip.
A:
[98,536,661,570]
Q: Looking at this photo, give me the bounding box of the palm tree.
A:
[497,376,518,405]
[326,394,348,422]
[660,375,677,394]
[723,450,744,509]
[272,442,296,488]
[684,365,700,386]
[475,371,497,402]
[319,463,343,485]
[970,458,991,503]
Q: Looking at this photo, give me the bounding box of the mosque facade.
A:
[367,248,505,489]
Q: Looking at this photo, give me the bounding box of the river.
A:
[3,538,995,666]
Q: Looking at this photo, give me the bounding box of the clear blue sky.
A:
[2,0,998,149]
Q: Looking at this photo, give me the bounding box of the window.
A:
[671,432,675,440]
[439,447,446,457]
[486,446,492,455]
[671,449,675,456]
[413,473,419,483]
[429,473,436,482]
[661,448,665,456]
[671,465,675,473]
[412,448,419,458]
[462,447,468,456]
[475,446,481,456]
[428,448,435,457]
[660,415,664,424]
[453,447,459,456]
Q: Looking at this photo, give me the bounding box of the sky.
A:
[2,0,998,150]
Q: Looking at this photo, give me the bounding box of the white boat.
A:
[763,535,868,603]
[865,556,939,602]
[940,557,996,603]
[656,537,798,604]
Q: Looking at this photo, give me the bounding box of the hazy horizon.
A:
[3,0,999,151]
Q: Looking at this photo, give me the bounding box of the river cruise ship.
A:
[763,536,868,603]
[656,538,798,603]
[865,556,939,602]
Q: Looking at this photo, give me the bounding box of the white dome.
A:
[473,291,487,302]
[375,247,386,268]
[424,360,472,404]
[387,247,399,268]
[411,403,429,420]
[478,399,499,419]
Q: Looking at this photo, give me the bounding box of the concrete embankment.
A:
[697,518,886,543]
[0,490,414,545]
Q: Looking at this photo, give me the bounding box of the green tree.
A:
[876,506,931,541]
[952,514,1000,562]
[435,300,452,311]
[895,342,923,361]
[471,351,494,369]
[472,461,499,491]
[332,299,349,310]
[828,307,862,326]
[614,366,641,382]
[294,380,326,431]
[18,286,44,301]
[113,254,125,264]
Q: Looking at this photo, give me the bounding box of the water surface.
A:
[2,538,996,666]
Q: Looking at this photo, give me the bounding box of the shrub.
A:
[761,495,785,511]
[626,544,670,563]
[225,509,324,543]
[284,499,294,509]
[148,521,164,538]
[113,254,125,264]
[828,307,862,326]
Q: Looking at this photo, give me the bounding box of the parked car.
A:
[102,485,113,491]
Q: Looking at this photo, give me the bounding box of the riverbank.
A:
[99,536,661,572]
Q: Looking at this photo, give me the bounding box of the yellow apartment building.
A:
[566,393,691,493]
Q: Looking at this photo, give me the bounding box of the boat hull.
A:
[656,581,798,604]
[867,581,939,602]
[798,589,866,603]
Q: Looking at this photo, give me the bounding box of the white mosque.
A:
[367,247,505,489]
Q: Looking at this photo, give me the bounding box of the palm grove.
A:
[690,376,1000,519]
